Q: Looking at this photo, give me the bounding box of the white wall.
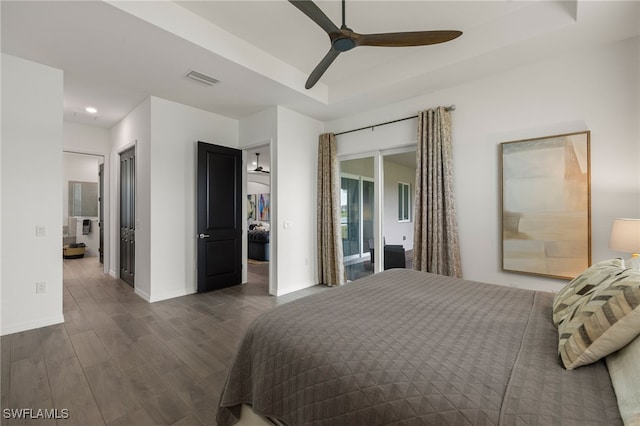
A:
[148,97,238,302]
[275,106,324,295]
[1,22,3,339]
[1,0,4,343]
[1,54,64,334]
[110,98,151,299]
[239,107,277,148]
[64,121,110,154]
[247,177,270,196]
[341,157,374,178]
[327,37,640,293]
[384,159,415,250]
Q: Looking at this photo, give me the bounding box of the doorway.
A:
[63,151,104,263]
[246,144,271,294]
[382,150,416,270]
[340,157,375,281]
[339,149,417,280]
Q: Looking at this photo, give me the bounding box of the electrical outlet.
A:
[36,225,46,237]
[36,281,46,294]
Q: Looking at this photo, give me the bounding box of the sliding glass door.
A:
[340,157,375,279]
[341,175,374,259]
[338,149,417,279]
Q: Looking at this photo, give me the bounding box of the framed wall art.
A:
[500,131,591,279]
[247,194,256,221]
[258,193,270,221]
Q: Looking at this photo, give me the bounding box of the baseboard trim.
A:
[149,288,197,303]
[132,287,197,303]
[275,280,316,296]
[1,314,65,336]
[134,288,151,302]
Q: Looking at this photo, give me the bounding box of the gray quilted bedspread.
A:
[217,269,621,425]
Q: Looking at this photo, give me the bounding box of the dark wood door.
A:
[197,142,242,292]
[99,163,104,264]
[120,146,135,287]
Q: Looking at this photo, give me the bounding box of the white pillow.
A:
[606,335,640,425]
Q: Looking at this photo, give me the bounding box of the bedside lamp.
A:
[609,218,640,269]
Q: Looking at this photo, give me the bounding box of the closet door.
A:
[120,146,135,287]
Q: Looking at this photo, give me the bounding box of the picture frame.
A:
[247,194,256,220]
[258,193,270,221]
[500,131,591,279]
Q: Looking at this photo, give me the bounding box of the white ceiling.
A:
[1,0,639,131]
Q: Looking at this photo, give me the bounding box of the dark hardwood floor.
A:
[1,257,327,425]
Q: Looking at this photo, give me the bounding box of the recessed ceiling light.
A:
[85,106,98,114]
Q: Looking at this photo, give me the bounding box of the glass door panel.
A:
[341,176,360,257]
[340,157,375,280]
[362,179,374,252]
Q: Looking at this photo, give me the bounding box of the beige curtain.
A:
[413,107,462,277]
[317,133,345,286]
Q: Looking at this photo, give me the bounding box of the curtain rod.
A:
[335,105,455,136]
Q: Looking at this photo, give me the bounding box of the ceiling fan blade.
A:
[305,48,340,89]
[289,0,340,35]
[356,30,462,47]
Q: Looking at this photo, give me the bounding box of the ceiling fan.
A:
[251,153,270,174]
[289,0,462,89]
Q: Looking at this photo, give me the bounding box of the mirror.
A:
[68,181,98,217]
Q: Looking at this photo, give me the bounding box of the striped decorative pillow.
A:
[558,267,640,370]
[552,258,624,327]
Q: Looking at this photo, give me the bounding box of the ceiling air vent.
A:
[72,111,98,121]
[186,70,219,86]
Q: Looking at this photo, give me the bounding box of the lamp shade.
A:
[609,218,640,253]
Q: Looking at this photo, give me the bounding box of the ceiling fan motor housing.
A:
[333,37,355,51]
[332,28,357,51]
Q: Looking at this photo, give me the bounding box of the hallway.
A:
[1,257,325,425]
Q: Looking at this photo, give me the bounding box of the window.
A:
[398,182,410,222]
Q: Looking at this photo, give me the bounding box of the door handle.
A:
[199,233,210,239]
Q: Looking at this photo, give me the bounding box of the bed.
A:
[217,267,640,425]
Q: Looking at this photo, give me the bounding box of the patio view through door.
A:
[340,157,375,280]
[339,151,417,280]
